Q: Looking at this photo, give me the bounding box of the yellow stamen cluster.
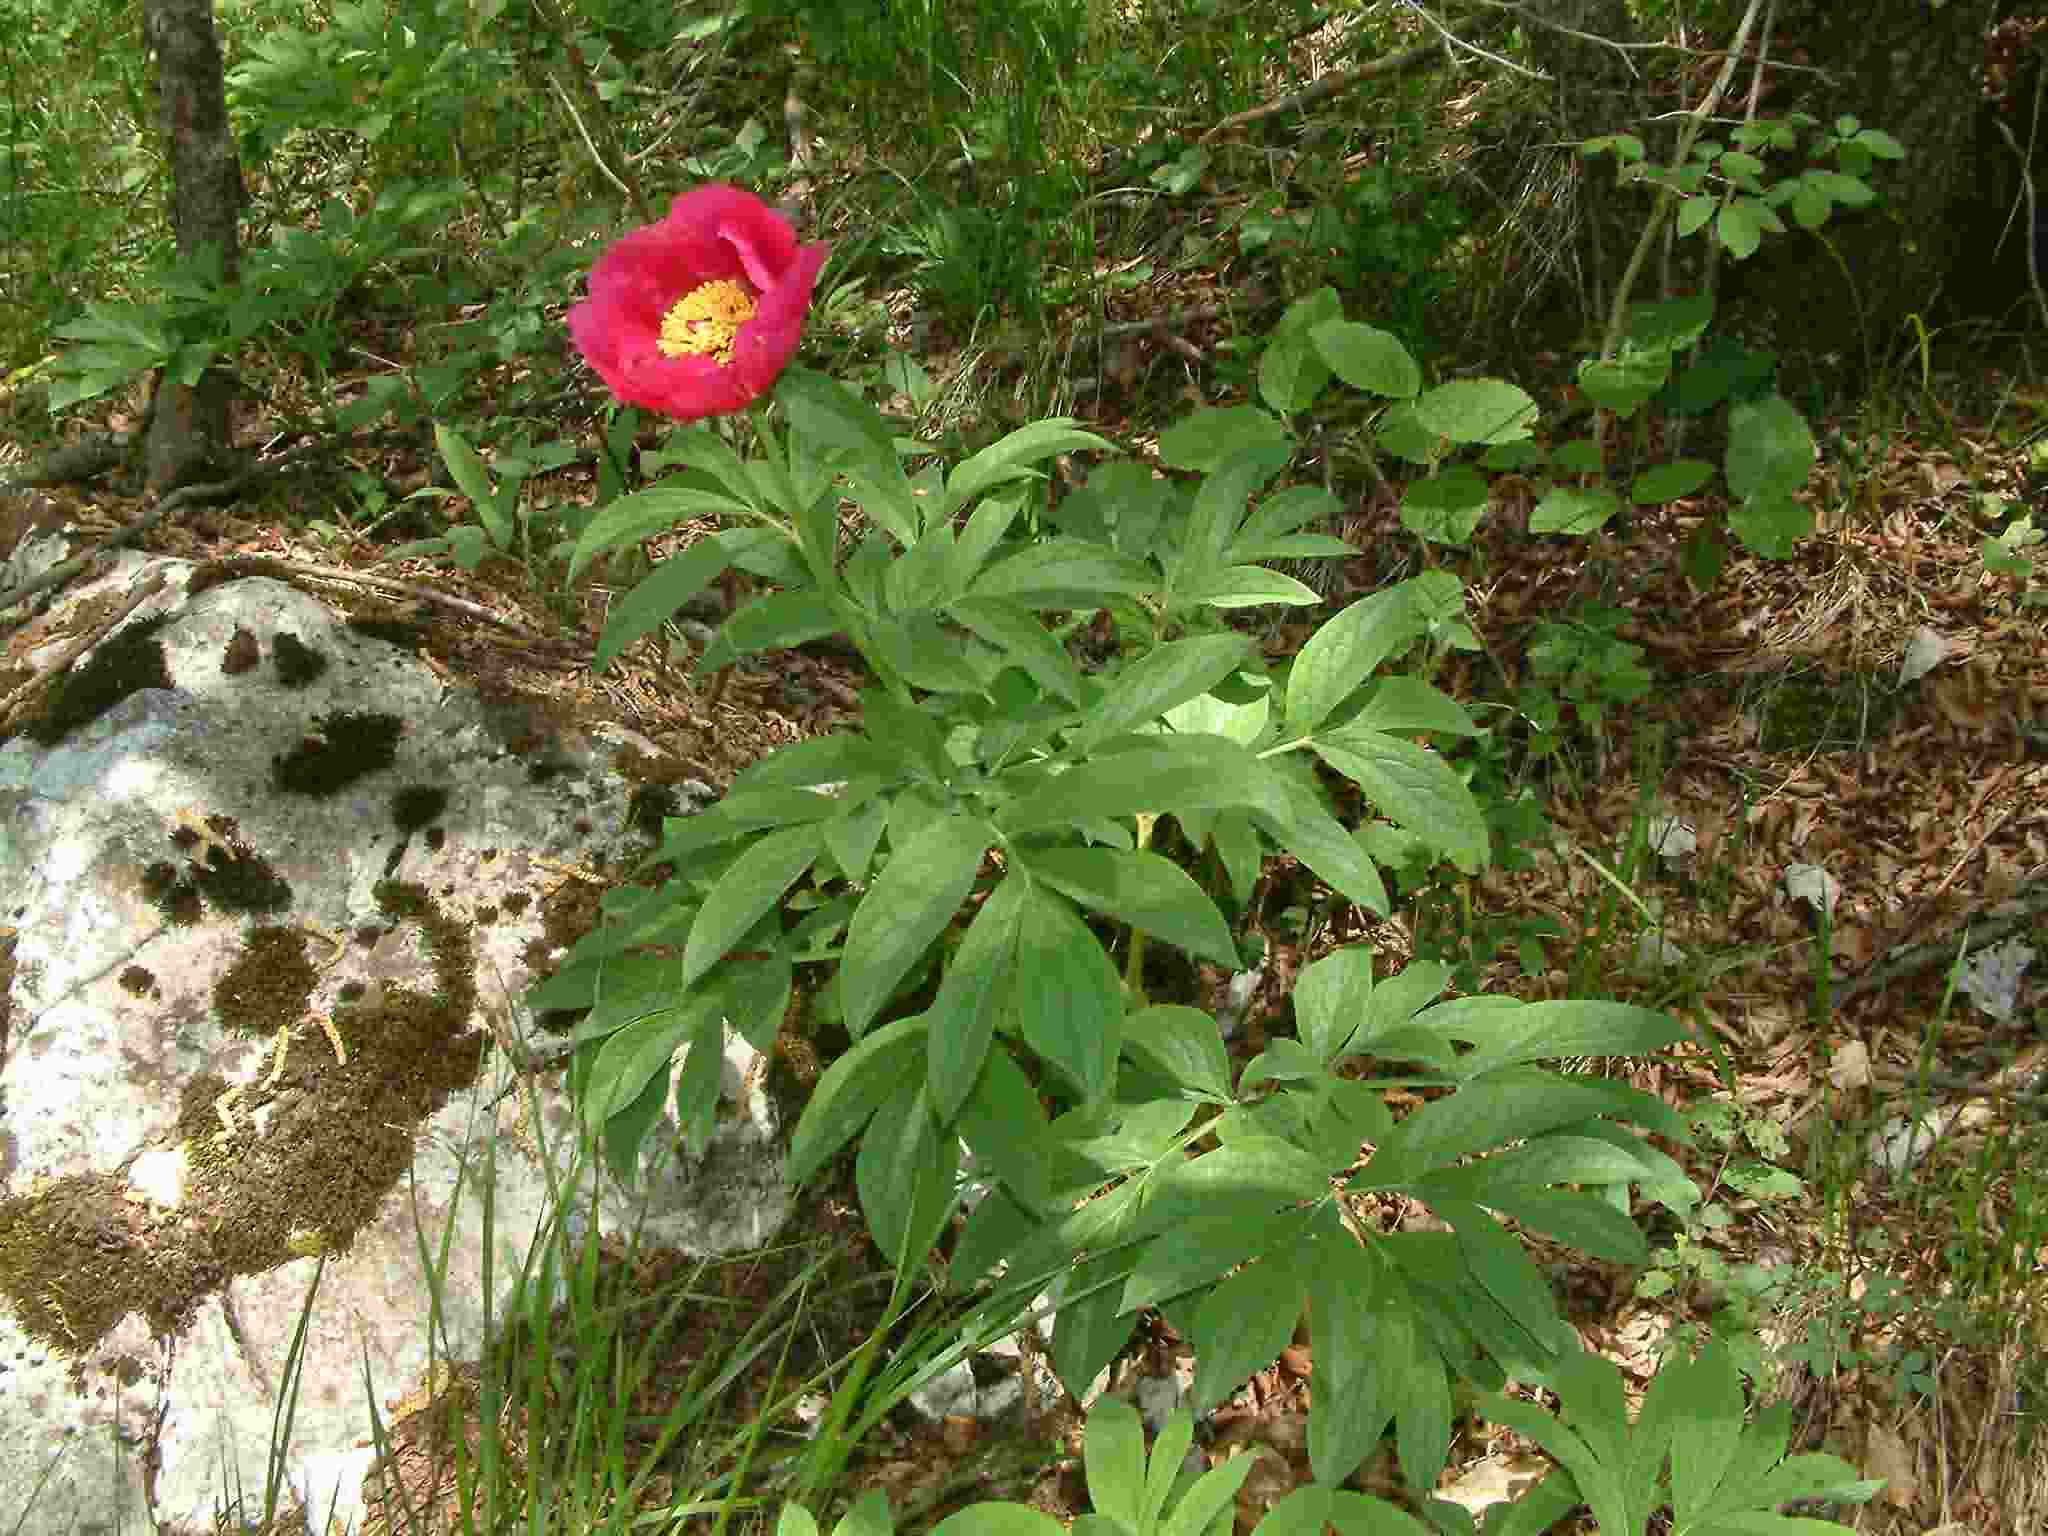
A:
[657,279,757,365]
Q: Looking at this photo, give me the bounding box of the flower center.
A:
[657,279,757,365]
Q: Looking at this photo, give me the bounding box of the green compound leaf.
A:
[840,813,990,1037]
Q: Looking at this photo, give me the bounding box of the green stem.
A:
[1124,813,1156,1003]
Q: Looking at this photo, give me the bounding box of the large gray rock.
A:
[0,555,788,1534]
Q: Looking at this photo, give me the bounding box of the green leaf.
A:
[1352,677,1479,737]
[1725,395,1816,501]
[957,1042,1083,1215]
[682,825,825,990]
[1813,169,1874,207]
[926,876,1025,1122]
[855,1080,957,1267]
[777,366,917,540]
[1629,459,1715,504]
[1120,1194,1324,1312]
[939,486,1029,598]
[1399,466,1490,546]
[1235,482,1344,545]
[1082,1396,1147,1531]
[1306,1232,1400,1485]
[928,1507,1068,1536]
[1577,352,1670,417]
[1075,633,1252,752]
[944,421,1115,519]
[643,424,764,510]
[1682,524,1728,588]
[1373,401,1439,465]
[1292,947,1375,1064]
[1366,1072,1644,1185]
[1121,1005,1234,1102]
[1663,1341,1745,1524]
[1251,780,1390,915]
[1450,998,1688,1076]
[1190,1244,1311,1416]
[1067,1100,1201,1174]
[972,538,1160,607]
[433,423,502,543]
[737,732,899,793]
[1160,1451,1257,1536]
[1625,296,1715,352]
[1678,195,1716,236]
[1259,331,1329,416]
[1727,491,1812,559]
[949,597,1088,706]
[1716,199,1764,258]
[1021,847,1238,969]
[1287,581,1427,735]
[581,997,702,1127]
[1177,452,1279,592]
[999,735,1288,833]
[777,1503,822,1536]
[1435,1201,1575,1360]
[1163,686,1270,745]
[601,1058,673,1186]
[1208,808,1264,905]
[699,590,845,670]
[1313,728,1488,873]
[1254,1489,1334,1536]
[1157,405,1294,473]
[1580,132,1645,161]
[829,1491,894,1536]
[568,485,753,580]
[1310,319,1423,400]
[1412,380,1536,446]
[1344,960,1451,1056]
[1553,438,1604,475]
[786,1014,929,1184]
[1051,1249,1143,1397]
[593,534,736,670]
[1852,127,1905,160]
[1179,565,1322,609]
[1014,885,1123,1100]
[840,814,990,1036]
[1144,1409,1200,1532]
[1528,485,1618,536]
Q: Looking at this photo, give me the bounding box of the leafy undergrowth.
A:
[5,7,2048,1535]
[60,366,2042,1536]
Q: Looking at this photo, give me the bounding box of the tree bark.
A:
[141,0,242,493]
[1469,0,1648,346]
[1716,0,2008,380]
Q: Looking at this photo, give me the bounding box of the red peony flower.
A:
[568,184,830,421]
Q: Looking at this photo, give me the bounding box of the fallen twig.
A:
[203,554,591,658]
[0,571,167,733]
[0,465,264,621]
[1199,40,1444,142]
[1838,882,2048,1004]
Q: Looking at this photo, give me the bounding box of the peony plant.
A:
[534,222,1726,1519]
[567,183,829,421]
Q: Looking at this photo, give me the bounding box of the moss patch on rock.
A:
[213,926,318,1036]
[0,882,489,1358]
[272,631,328,688]
[272,711,403,796]
[221,627,260,676]
[26,615,172,746]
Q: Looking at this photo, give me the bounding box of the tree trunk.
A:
[141,0,242,493]
[1515,0,1654,335]
[1715,0,2007,382]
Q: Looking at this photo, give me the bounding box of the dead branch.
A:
[1200,40,1446,143]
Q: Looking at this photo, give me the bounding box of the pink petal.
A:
[569,184,832,420]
